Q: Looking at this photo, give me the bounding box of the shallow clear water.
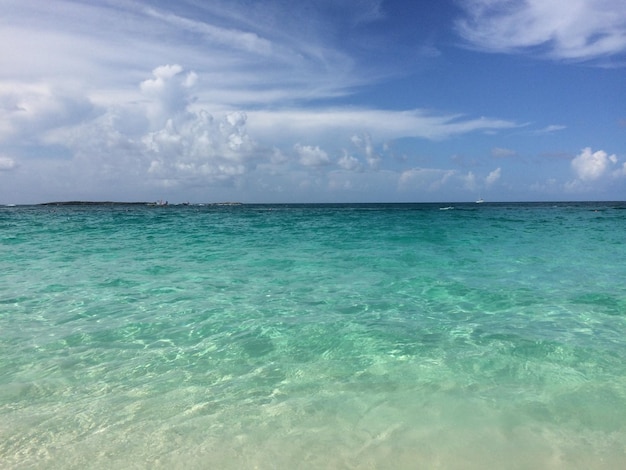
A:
[1,202,626,469]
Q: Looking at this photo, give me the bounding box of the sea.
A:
[1,201,625,469]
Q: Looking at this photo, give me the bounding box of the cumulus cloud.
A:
[140,65,198,128]
[337,150,363,171]
[1,58,521,203]
[456,0,626,62]
[613,162,626,178]
[571,147,617,181]
[486,167,501,185]
[143,110,253,182]
[3,2,619,204]
[135,69,256,185]
[295,143,331,167]
[351,133,381,169]
[40,65,258,191]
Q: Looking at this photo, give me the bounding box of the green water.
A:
[1,202,626,469]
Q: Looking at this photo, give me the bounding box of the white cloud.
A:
[295,143,331,167]
[39,65,258,191]
[139,108,256,185]
[0,156,17,171]
[486,167,502,185]
[571,147,617,181]
[140,65,198,128]
[536,124,567,134]
[1,1,619,204]
[0,82,96,141]
[144,8,274,56]
[613,162,626,178]
[247,108,518,143]
[456,0,626,62]
[398,168,457,191]
[337,151,363,171]
[0,0,367,111]
[352,133,381,169]
[0,58,520,204]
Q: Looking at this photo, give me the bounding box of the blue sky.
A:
[0,0,625,203]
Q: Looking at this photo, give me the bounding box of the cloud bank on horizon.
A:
[0,0,625,203]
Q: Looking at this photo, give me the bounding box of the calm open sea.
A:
[1,202,626,469]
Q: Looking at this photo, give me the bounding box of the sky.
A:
[0,0,625,204]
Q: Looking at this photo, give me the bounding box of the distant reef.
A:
[37,201,243,206]
[39,201,151,206]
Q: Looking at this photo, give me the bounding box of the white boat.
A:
[476,198,484,203]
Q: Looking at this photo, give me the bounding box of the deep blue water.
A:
[1,202,625,469]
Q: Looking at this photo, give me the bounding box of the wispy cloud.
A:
[246,108,518,143]
[1,0,621,203]
[532,124,567,135]
[0,82,97,142]
[491,147,517,158]
[0,54,522,203]
[143,7,275,56]
[455,0,626,63]
[0,0,365,108]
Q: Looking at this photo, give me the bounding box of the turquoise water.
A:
[1,202,626,469]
